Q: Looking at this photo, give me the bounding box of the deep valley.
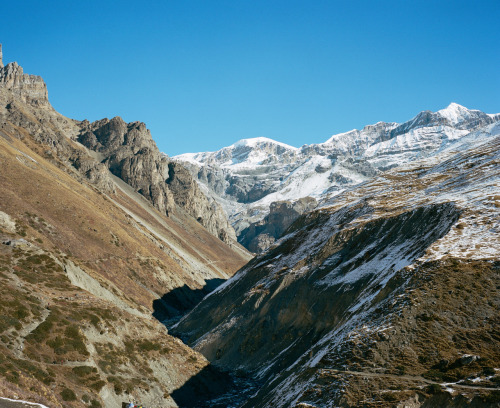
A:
[0,44,498,408]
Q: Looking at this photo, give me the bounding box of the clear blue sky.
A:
[1,0,499,155]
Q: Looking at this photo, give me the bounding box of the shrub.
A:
[72,365,97,377]
[65,325,80,339]
[14,307,29,320]
[89,380,106,391]
[61,388,77,401]
[382,392,399,402]
[136,339,161,352]
[423,370,444,381]
[483,367,496,376]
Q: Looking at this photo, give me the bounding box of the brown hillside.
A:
[0,50,251,408]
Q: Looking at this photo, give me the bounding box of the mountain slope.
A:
[173,123,500,407]
[0,46,251,408]
[174,104,500,252]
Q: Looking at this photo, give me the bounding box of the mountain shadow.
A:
[170,364,232,408]
[170,364,261,408]
[152,278,225,327]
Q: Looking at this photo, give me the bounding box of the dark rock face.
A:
[175,202,461,370]
[239,197,318,252]
[78,117,237,243]
[225,175,276,203]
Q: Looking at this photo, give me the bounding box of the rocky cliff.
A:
[0,48,49,109]
[77,117,238,245]
[173,122,500,407]
[0,44,238,246]
[0,45,251,408]
[0,48,116,194]
[238,197,317,253]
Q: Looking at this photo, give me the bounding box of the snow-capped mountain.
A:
[172,121,500,407]
[174,103,500,251]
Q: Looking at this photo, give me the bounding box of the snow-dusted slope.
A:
[173,122,500,407]
[174,104,500,243]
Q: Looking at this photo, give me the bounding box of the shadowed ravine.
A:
[152,278,226,328]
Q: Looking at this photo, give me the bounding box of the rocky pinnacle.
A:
[0,44,3,68]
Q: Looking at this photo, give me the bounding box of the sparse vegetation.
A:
[26,307,89,360]
[90,398,102,407]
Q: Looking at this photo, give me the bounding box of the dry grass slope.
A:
[0,100,250,407]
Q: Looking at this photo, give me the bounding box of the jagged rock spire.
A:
[0,44,3,68]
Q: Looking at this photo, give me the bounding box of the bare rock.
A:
[0,210,16,233]
[78,117,237,244]
[0,60,49,108]
[239,196,317,252]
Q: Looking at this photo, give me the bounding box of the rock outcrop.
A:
[0,45,115,193]
[77,117,237,243]
[239,196,317,252]
[0,60,49,108]
[0,44,237,245]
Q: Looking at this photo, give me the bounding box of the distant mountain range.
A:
[174,103,500,252]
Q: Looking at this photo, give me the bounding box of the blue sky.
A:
[1,1,499,155]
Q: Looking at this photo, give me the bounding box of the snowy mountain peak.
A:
[230,136,297,150]
[436,102,473,123]
[174,104,499,251]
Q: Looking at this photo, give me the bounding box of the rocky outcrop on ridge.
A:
[77,117,237,244]
[0,46,49,109]
[0,46,115,194]
[0,44,237,245]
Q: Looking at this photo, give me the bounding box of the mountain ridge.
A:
[0,44,250,408]
[174,102,500,252]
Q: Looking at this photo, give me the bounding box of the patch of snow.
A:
[0,397,50,408]
[230,136,298,150]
